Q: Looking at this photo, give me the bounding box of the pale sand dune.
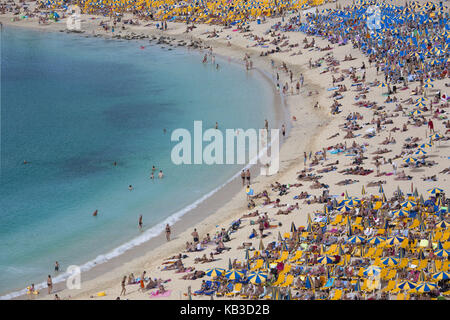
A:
[1,0,449,300]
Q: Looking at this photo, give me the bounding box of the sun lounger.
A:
[280,274,294,287]
[275,251,289,263]
[330,289,342,300]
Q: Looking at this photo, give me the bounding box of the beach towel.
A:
[149,290,172,298]
[327,87,339,91]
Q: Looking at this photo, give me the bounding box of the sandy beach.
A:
[1,0,449,300]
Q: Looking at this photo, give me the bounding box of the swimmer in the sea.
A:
[129,185,133,191]
[158,170,164,179]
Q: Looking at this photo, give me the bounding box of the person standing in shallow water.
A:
[138,215,143,230]
[165,224,171,241]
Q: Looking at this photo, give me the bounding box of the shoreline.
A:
[0,15,329,300]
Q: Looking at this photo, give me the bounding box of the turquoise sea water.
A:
[0,26,275,298]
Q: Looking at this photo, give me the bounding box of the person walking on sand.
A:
[241,170,246,186]
[264,119,269,131]
[121,276,127,296]
[139,215,143,230]
[47,275,53,294]
[428,118,435,134]
[246,169,251,186]
[304,152,307,166]
[282,124,286,137]
[192,229,199,244]
[165,224,171,241]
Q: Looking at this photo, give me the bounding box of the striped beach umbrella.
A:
[248,271,268,284]
[428,188,444,195]
[386,236,406,245]
[415,102,426,108]
[378,82,388,88]
[367,236,386,245]
[380,257,399,266]
[432,271,450,281]
[363,265,381,277]
[423,83,434,88]
[392,209,409,218]
[436,221,450,229]
[347,235,365,244]
[416,97,428,102]
[419,143,433,149]
[414,149,427,155]
[317,255,335,265]
[430,133,443,140]
[403,157,418,164]
[415,282,437,293]
[401,201,417,208]
[337,205,352,213]
[225,269,244,280]
[397,281,417,290]
[343,198,361,207]
[206,268,225,277]
[434,249,450,258]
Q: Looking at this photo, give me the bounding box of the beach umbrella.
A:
[347,235,365,244]
[403,157,418,165]
[401,201,417,209]
[416,97,428,102]
[343,198,361,207]
[430,133,443,140]
[291,222,297,233]
[337,205,352,213]
[414,149,427,155]
[225,269,244,281]
[397,280,417,291]
[206,268,225,278]
[259,239,265,251]
[380,257,399,266]
[363,265,381,277]
[434,249,450,258]
[228,258,233,270]
[427,188,444,195]
[379,184,384,193]
[248,271,268,284]
[386,236,406,245]
[432,271,450,281]
[317,255,335,265]
[304,275,312,289]
[423,83,434,88]
[419,143,433,149]
[412,108,424,115]
[367,236,385,245]
[415,282,438,293]
[415,102,426,108]
[392,209,409,218]
[436,221,450,229]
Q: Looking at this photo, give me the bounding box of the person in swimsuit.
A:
[241,170,246,186]
[192,229,199,243]
[121,276,127,296]
[47,275,53,294]
[54,261,59,272]
[246,169,251,185]
[165,224,171,241]
[139,215,143,229]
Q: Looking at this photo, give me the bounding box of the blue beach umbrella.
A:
[392,209,410,217]
[401,201,417,208]
[428,188,444,195]
[386,236,406,245]
[347,235,365,244]
[397,280,417,290]
[415,149,427,156]
[206,268,225,277]
[415,282,438,293]
[317,255,335,265]
[367,236,385,245]
[434,249,450,257]
[432,271,450,281]
[248,271,268,284]
[363,265,381,277]
[380,257,399,266]
[225,269,244,281]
